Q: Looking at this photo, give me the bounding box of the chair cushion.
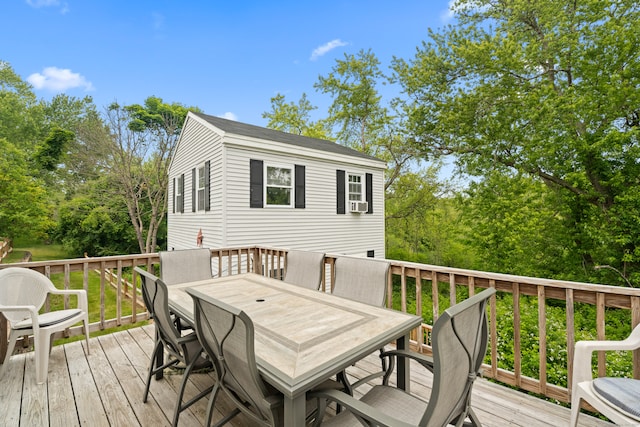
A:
[592,377,640,421]
[13,309,83,329]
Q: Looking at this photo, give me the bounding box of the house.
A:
[167,111,387,260]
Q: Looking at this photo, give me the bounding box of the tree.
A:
[314,49,424,191]
[0,138,52,239]
[102,97,198,253]
[393,0,640,283]
[262,93,330,139]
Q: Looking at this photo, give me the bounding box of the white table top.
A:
[167,273,422,399]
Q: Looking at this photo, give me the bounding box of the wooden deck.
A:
[0,325,612,427]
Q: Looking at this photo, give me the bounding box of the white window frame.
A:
[264,163,294,207]
[197,164,206,211]
[176,174,183,211]
[348,173,363,202]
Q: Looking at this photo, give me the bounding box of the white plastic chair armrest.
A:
[0,304,41,331]
[573,324,640,387]
[48,289,89,312]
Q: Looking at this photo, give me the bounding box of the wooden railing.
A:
[1,246,639,408]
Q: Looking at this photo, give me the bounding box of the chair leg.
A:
[172,356,201,427]
[35,330,52,384]
[83,314,90,354]
[0,330,19,379]
[205,384,220,427]
[144,339,164,403]
[569,390,583,427]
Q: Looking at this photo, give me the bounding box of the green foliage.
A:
[393,0,640,285]
[262,93,330,139]
[0,138,53,240]
[54,177,138,257]
[34,127,75,171]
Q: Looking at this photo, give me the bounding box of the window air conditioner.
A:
[349,201,368,213]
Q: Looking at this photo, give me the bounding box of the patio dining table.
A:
[167,272,422,427]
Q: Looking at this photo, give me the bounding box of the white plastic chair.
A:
[570,324,640,426]
[0,267,90,384]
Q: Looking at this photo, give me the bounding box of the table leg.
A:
[396,333,410,391]
[283,394,306,427]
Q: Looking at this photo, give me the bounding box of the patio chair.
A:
[332,256,390,391]
[0,267,90,385]
[159,248,213,285]
[310,287,496,427]
[160,248,213,331]
[282,250,326,290]
[570,323,640,426]
[188,288,341,426]
[135,267,213,427]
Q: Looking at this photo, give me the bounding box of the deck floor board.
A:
[0,325,613,426]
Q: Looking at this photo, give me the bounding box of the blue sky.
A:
[3,0,456,126]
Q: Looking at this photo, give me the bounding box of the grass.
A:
[3,237,148,345]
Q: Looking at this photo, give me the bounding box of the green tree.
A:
[0,138,52,239]
[103,97,199,253]
[393,0,640,283]
[262,93,330,139]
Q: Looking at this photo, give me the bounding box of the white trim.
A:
[264,162,294,208]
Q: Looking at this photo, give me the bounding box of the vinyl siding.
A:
[167,116,224,250]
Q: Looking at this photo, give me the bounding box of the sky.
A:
[3,0,457,127]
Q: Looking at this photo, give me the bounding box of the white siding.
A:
[167,117,224,250]
[223,145,385,257]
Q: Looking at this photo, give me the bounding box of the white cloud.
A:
[26,0,59,6]
[219,112,238,121]
[26,0,69,13]
[27,67,94,92]
[441,0,489,22]
[310,39,348,61]
[440,0,456,22]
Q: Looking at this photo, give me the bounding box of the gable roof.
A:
[192,112,384,163]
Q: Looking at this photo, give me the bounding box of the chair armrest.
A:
[0,305,41,329]
[48,289,89,312]
[573,324,640,387]
[380,349,435,383]
[308,389,415,427]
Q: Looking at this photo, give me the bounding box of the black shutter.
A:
[191,168,196,212]
[250,159,264,208]
[204,160,211,211]
[366,173,373,214]
[336,169,345,214]
[179,173,185,213]
[172,178,176,214]
[295,165,305,209]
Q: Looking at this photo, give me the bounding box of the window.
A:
[348,174,363,202]
[197,165,206,211]
[265,165,292,206]
[337,170,373,214]
[250,159,305,209]
[175,174,184,213]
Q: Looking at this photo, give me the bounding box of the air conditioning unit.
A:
[349,201,368,213]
